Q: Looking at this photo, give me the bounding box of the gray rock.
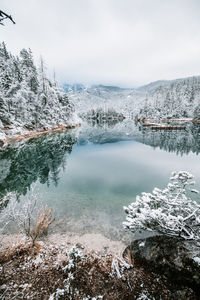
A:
[123,235,200,294]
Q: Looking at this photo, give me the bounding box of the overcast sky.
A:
[1,0,200,87]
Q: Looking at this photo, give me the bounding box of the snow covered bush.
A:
[49,246,86,299]
[62,246,85,273]
[123,171,200,240]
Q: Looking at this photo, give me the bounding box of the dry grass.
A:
[0,242,197,299]
[28,207,55,246]
[0,240,41,263]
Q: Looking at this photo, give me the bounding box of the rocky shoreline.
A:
[124,235,200,299]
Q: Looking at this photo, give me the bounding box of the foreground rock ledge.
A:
[123,235,200,295]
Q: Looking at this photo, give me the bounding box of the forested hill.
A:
[0,42,76,141]
[137,76,200,120]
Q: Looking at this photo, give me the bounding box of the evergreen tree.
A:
[0,42,75,139]
[20,48,39,93]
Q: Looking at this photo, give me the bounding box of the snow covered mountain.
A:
[137,80,171,93]
[65,76,200,121]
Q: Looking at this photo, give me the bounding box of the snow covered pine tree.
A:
[0,42,76,140]
[123,171,200,241]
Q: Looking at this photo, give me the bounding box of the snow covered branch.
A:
[0,10,15,25]
[123,171,200,241]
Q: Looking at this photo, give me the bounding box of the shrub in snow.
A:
[0,190,55,245]
[49,288,65,300]
[49,247,86,299]
[62,246,85,273]
[123,171,200,241]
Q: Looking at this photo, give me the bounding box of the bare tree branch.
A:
[0,10,15,25]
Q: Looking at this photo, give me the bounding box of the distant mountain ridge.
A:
[137,75,200,93]
[91,84,128,91]
[137,80,171,92]
[64,75,200,94]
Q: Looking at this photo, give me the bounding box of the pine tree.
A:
[20,48,39,93]
[0,42,75,138]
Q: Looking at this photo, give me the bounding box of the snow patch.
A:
[193,257,200,265]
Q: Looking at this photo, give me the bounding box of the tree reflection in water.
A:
[0,131,77,200]
[138,124,200,156]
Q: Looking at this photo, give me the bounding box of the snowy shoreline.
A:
[0,123,81,147]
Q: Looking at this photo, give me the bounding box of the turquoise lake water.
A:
[1,121,200,241]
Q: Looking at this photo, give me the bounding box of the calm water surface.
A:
[1,121,200,241]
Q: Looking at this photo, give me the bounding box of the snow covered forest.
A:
[1,39,200,144]
[137,77,200,120]
[0,42,76,141]
[65,84,143,119]
[65,77,200,121]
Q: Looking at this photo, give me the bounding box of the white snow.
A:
[139,241,145,247]
[0,42,77,141]
[193,257,200,265]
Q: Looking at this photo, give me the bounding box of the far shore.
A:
[135,118,200,123]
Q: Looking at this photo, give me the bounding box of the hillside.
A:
[137,76,200,119]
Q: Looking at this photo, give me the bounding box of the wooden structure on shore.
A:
[151,126,186,130]
[135,118,200,124]
[135,118,193,131]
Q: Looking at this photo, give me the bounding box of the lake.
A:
[1,120,200,242]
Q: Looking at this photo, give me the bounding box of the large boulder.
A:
[123,235,200,294]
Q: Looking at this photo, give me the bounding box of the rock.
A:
[75,243,84,249]
[0,284,7,290]
[121,275,126,282]
[123,235,200,294]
